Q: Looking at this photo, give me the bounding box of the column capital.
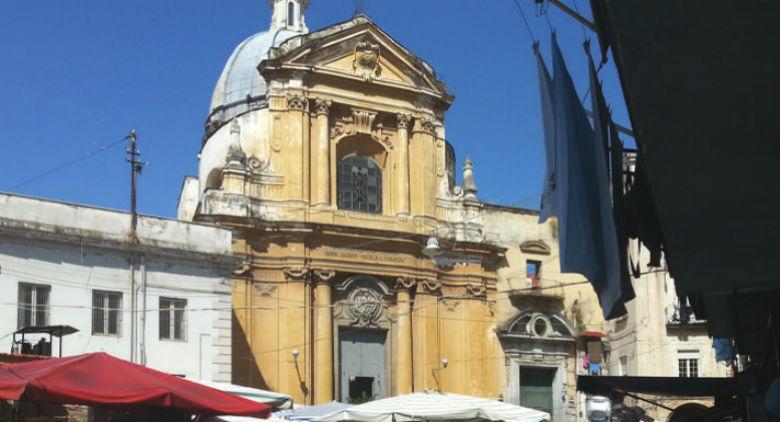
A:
[394,277,417,291]
[313,98,332,116]
[286,93,308,111]
[419,278,441,294]
[312,269,336,284]
[396,113,412,129]
[283,266,310,282]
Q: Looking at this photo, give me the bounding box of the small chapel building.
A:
[177,2,606,420]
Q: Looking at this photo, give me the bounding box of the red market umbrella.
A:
[0,352,270,418]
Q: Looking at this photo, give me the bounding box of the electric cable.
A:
[5,136,127,191]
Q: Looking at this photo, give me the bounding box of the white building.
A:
[0,193,237,382]
[605,245,730,420]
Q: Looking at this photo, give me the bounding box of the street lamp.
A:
[422,236,443,258]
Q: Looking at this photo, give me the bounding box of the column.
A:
[394,277,415,395]
[395,113,411,215]
[313,269,335,403]
[312,98,332,207]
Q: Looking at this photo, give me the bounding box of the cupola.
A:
[269,0,309,33]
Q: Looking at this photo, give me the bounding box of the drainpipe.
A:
[140,255,147,366]
[130,258,135,363]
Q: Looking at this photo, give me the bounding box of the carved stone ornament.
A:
[353,39,382,81]
[330,125,345,139]
[346,286,384,326]
[420,279,441,293]
[232,259,251,276]
[287,94,308,111]
[396,113,412,130]
[283,267,309,282]
[466,282,487,297]
[312,269,336,283]
[421,117,436,134]
[352,109,377,134]
[441,297,460,312]
[313,98,332,116]
[247,156,270,174]
[255,283,278,297]
[395,277,416,291]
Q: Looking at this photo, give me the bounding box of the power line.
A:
[512,0,538,46]
[5,136,126,191]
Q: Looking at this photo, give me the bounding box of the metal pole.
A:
[546,0,597,33]
[126,129,143,363]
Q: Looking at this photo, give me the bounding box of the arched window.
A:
[337,155,382,213]
[287,2,295,27]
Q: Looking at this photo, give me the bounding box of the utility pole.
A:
[126,129,143,238]
[126,129,145,363]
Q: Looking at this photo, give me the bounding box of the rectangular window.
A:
[159,297,187,341]
[678,350,700,378]
[92,290,122,336]
[17,283,50,328]
[619,356,628,376]
[526,260,541,289]
[688,358,698,378]
[678,358,699,378]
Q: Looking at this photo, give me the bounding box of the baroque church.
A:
[177,1,606,420]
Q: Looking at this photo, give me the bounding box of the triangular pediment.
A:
[263,17,451,101]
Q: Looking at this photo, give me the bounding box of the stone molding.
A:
[519,240,552,255]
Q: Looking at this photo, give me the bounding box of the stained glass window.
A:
[338,155,382,213]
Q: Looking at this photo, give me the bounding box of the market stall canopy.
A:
[275,401,353,421]
[312,391,549,422]
[0,352,271,417]
[193,380,293,410]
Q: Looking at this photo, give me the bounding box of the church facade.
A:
[178,1,606,420]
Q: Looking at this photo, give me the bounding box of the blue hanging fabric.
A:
[536,44,558,223]
[550,33,622,319]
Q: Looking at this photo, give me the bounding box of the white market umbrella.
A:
[313,391,550,422]
[193,380,294,410]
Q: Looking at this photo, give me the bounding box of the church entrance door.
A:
[339,329,387,403]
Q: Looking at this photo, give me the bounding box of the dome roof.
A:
[207,29,299,127]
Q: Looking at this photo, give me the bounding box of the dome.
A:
[207,29,299,128]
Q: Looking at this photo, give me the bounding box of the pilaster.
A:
[394,277,416,394]
[312,98,332,207]
[395,114,411,216]
[312,269,335,404]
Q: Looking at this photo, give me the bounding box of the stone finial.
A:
[226,120,246,167]
[462,156,478,200]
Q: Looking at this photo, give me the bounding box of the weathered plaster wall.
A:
[0,193,235,382]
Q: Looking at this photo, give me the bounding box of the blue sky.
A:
[0,0,629,218]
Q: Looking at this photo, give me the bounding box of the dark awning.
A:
[589,1,780,339]
[577,375,736,398]
[14,325,79,337]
